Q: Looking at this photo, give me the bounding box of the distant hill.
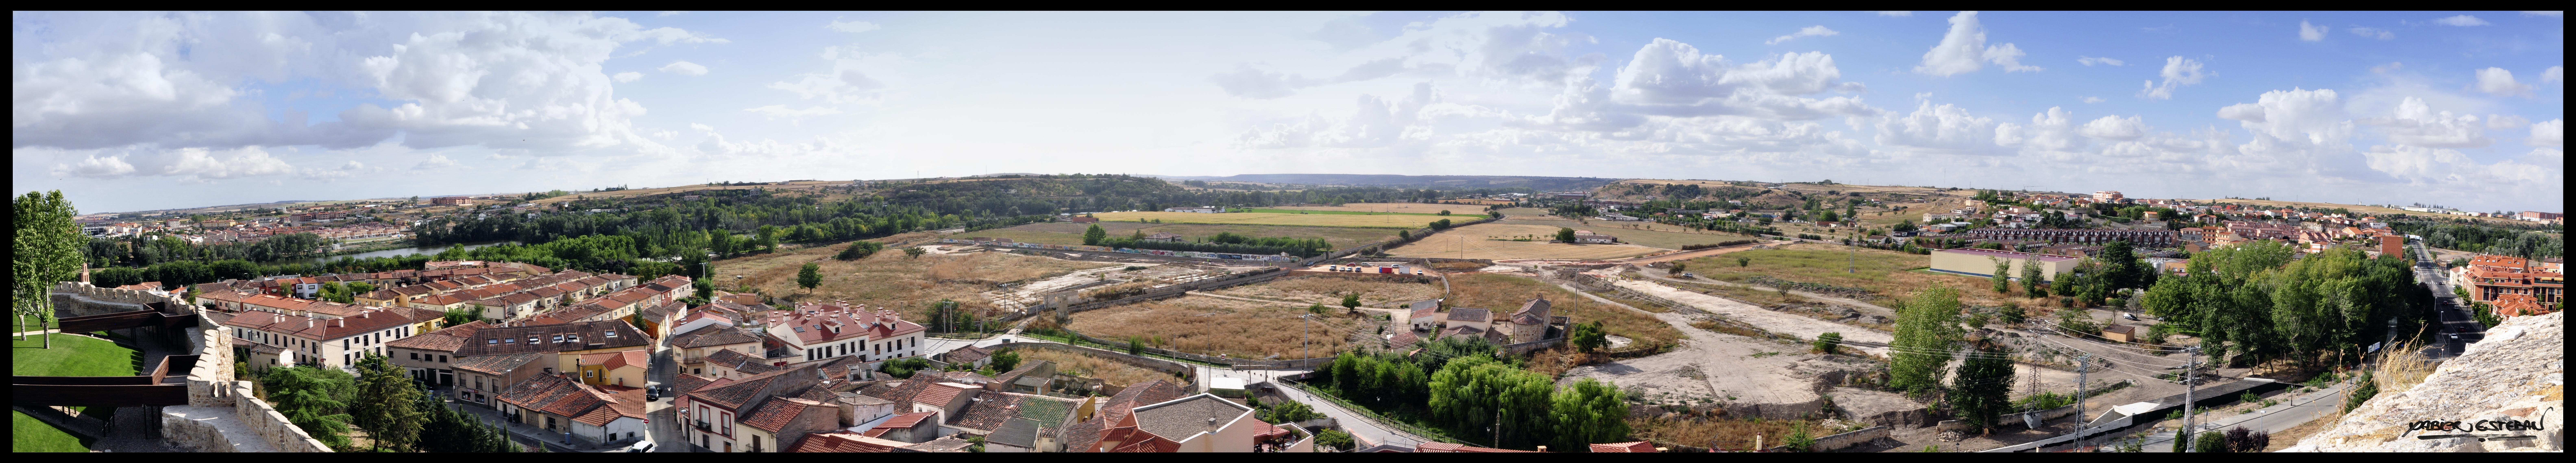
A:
[1145,174,1614,191]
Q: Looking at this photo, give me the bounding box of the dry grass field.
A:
[974,222,1401,249]
[1386,223,1665,260]
[1673,243,2038,307]
[1092,211,1443,228]
[715,237,1116,319]
[1444,273,1682,351]
[1574,223,1767,250]
[1204,276,1444,307]
[1064,295,1372,359]
[1015,347,1176,387]
[1269,203,1490,215]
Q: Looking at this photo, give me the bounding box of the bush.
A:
[835,241,885,260]
[2193,430,2228,452]
[1812,332,1842,355]
[1313,429,1354,451]
[882,358,933,379]
[2223,427,2270,452]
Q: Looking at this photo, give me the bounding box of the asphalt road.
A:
[1269,376,1428,449]
[2412,243,2485,360]
[2131,380,2350,452]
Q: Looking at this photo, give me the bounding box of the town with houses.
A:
[10,10,2563,455]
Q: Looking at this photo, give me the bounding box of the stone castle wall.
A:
[52,281,332,452]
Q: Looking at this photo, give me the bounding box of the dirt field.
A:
[1269,203,1491,215]
[1202,276,1443,308]
[1672,243,2033,307]
[1445,273,1681,350]
[1016,347,1177,387]
[713,237,1117,320]
[973,222,1400,249]
[1091,211,1445,228]
[1574,223,1766,250]
[1615,280,1893,356]
[1556,304,1869,421]
[1063,295,1375,360]
[1386,223,1667,260]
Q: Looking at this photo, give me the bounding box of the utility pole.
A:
[1301,314,1310,360]
[2181,346,2199,453]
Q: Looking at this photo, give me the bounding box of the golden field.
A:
[1269,203,1490,215]
[1203,276,1445,307]
[1064,295,1372,359]
[1092,211,1453,228]
[1385,223,1666,260]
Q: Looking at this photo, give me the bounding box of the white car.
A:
[626,441,656,452]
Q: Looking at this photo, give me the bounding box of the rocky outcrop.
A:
[2287,312,2563,452]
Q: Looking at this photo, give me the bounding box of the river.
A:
[272,240,517,266]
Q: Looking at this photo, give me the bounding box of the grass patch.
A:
[1446,273,1681,351]
[1093,211,1443,228]
[13,411,91,452]
[717,238,1116,321]
[14,334,141,377]
[1065,295,1373,360]
[1677,243,2039,307]
[1204,276,1443,308]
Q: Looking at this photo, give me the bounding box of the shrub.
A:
[1812,332,1842,355]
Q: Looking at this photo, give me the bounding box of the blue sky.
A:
[12,11,2564,213]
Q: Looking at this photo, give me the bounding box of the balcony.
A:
[694,419,713,433]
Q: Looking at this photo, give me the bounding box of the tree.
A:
[352,354,425,451]
[797,262,822,291]
[1308,303,1327,315]
[1556,227,1576,243]
[1082,224,1108,246]
[1570,321,1608,352]
[2020,258,2047,297]
[1313,429,1355,451]
[1950,339,2015,433]
[1991,258,2014,295]
[266,365,356,449]
[835,241,884,260]
[990,349,1021,372]
[1737,257,1751,267]
[15,190,83,348]
[1548,378,1629,450]
[1341,293,1362,313]
[1813,331,1843,355]
[1890,286,1964,395]
[1438,210,1452,216]
[2097,240,2141,291]
[904,246,927,259]
[1668,262,1687,276]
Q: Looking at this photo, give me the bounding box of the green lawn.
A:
[1237,208,1486,219]
[13,411,91,452]
[13,334,142,377]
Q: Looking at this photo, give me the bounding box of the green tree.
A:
[1668,262,1687,276]
[1890,286,1964,395]
[1556,227,1577,243]
[351,353,425,451]
[904,246,927,259]
[797,262,823,291]
[16,190,84,348]
[835,241,884,260]
[1308,303,1327,315]
[267,365,356,449]
[1813,331,1843,354]
[1991,258,2014,294]
[1341,293,1362,313]
[990,349,1021,372]
[1949,339,2016,433]
[1548,378,1630,450]
[2020,258,2047,297]
[1082,224,1108,246]
[1737,257,1751,267]
[1313,429,1354,451]
[1570,321,1608,352]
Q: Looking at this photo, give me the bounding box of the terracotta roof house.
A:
[864,411,942,443]
[1060,379,1188,452]
[941,345,995,369]
[1589,441,1659,452]
[576,350,650,387]
[385,320,492,388]
[219,307,439,370]
[1444,308,1493,334]
[706,347,786,379]
[1086,393,1269,452]
[764,301,928,363]
[739,397,841,453]
[673,323,766,376]
[494,374,649,447]
[684,364,824,453]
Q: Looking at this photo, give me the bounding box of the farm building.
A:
[1926,248,2079,282]
[1571,230,1617,244]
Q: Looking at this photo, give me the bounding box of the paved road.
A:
[1269,376,1428,449]
[2129,380,2351,452]
[648,346,690,452]
[2412,243,2484,359]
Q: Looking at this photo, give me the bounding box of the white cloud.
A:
[2546,66,2566,83]
[2487,114,2532,130]
[2474,67,2535,97]
[2219,87,2350,145]
[2077,56,2125,66]
[1995,107,2081,152]
[743,105,846,121]
[2431,15,2491,26]
[2299,20,2328,41]
[1244,83,1441,149]
[2363,97,2488,148]
[2347,26,2395,40]
[47,147,301,180]
[827,19,881,33]
[1877,11,1913,17]
[2371,62,2405,74]
[658,61,709,76]
[1914,12,2039,76]
[2079,115,2148,141]
[1210,58,1411,99]
[2138,56,2211,99]
[1766,26,1839,45]
[2534,119,2565,147]
[1876,100,2003,155]
[768,45,909,104]
[612,72,643,83]
[412,153,462,170]
[2081,96,2107,103]
[1608,40,1876,120]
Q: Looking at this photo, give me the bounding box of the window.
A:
[439,355,447,363]
[410,353,419,360]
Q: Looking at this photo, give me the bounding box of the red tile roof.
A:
[741,397,826,433]
[788,432,907,452]
[913,382,975,409]
[1588,441,1658,452]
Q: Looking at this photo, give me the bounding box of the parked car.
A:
[626,441,656,452]
[2122,313,2139,321]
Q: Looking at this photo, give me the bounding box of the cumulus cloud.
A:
[826,19,881,33]
[12,12,694,156]
[1876,100,2003,155]
[2360,98,2488,148]
[48,147,299,181]
[2535,119,2565,147]
[2299,20,2328,41]
[1242,83,1441,149]
[1914,11,2040,76]
[2138,56,2211,99]
[2475,67,2535,97]
[2547,66,2566,83]
[2487,114,2532,130]
[2347,26,2394,40]
[2218,88,2350,145]
[1608,40,1876,120]
[658,61,709,76]
[613,72,643,83]
[1995,107,2081,152]
[2431,15,2491,26]
[412,153,463,170]
[2079,115,2148,141]
[1766,26,1839,45]
[2077,56,2124,66]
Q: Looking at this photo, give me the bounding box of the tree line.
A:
[2141,241,2432,369]
[1318,337,1629,450]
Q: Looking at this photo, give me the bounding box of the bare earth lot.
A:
[1064,295,1374,360]
[1203,276,1443,308]
[1387,223,1665,260]
[715,238,1117,319]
